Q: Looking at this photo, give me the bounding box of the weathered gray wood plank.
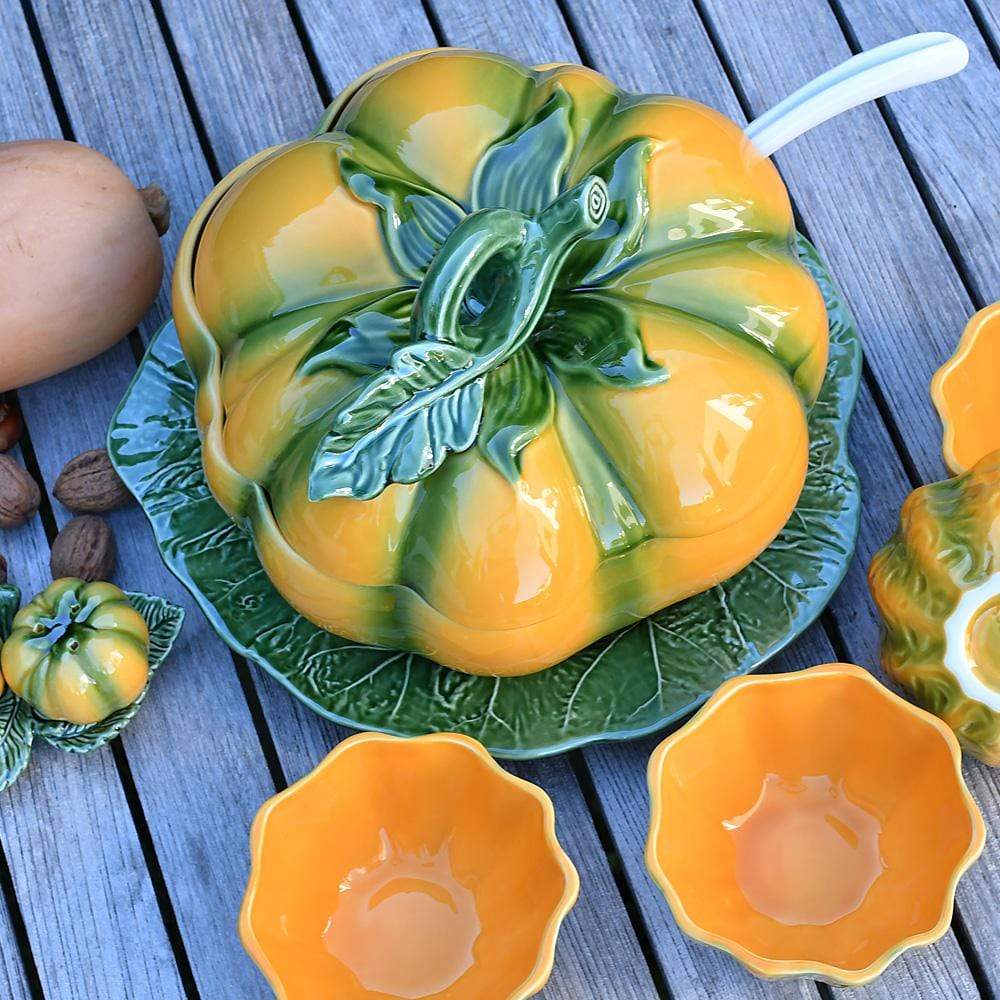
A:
[508,756,662,1000]
[966,0,1000,65]
[430,0,577,61]
[0,443,185,1000]
[291,0,437,92]
[0,5,188,996]
[1,1,995,998]
[158,1,665,992]
[0,456,52,1000]
[833,0,1000,307]
[0,907,29,1000]
[16,2,301,995]
[18,346,275,1000]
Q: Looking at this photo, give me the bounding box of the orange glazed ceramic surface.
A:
[645,663,985,985]
[932,301,1000,474]
[240,732,578,999]
[174,47,829,676]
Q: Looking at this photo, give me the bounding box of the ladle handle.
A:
[745,32,969,157]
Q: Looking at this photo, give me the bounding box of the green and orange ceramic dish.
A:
[241,731,578,999]
[0,582,184,790]
[647,663,985,985]
[109,48,860,757]
[870,450,1000,765]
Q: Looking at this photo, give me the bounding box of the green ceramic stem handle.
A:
[305,175,612,502]
[412,175,610,356]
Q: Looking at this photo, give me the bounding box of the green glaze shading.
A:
[0,586,32,792]
[0,587,184,790]
[478,349,554,481]
[110,237,861,759]
[548,370,650,557]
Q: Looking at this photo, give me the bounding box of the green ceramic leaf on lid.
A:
[478,348,555,481]
[535,294,668,388]
[109,236,862,759]
[308,174,611,501]
[471,87,575,214]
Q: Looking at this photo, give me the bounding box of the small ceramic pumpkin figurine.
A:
[870,451,1000,765]
[175,49,830,675]
[1,579,150,725]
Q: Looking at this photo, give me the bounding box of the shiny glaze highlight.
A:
[646,663,985,985]
[240,732,578,999]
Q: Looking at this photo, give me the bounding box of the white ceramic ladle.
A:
[745,32,969,156]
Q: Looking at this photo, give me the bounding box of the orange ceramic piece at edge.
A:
[646,663,985,986]
[240,732,579,1000]
[932,301,1000,474]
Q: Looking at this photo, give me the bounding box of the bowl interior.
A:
[650,669,979,974]
[245,738,570,998]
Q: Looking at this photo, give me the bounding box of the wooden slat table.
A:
[0,2,997,997]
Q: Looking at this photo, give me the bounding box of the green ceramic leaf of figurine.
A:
[32,593,185,753]
[109,237,860,759]
[0,584,33,792]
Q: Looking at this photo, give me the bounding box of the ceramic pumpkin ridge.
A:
[174,48,829,676]
[0,579,150,725]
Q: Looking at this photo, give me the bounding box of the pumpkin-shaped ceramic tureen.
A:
[870,451,1000,765]
[174,49,829,675]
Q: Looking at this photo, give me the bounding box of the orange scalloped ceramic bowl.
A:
[240,732,578,999]
[646,663,985,986]
[932,301,1000,474]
